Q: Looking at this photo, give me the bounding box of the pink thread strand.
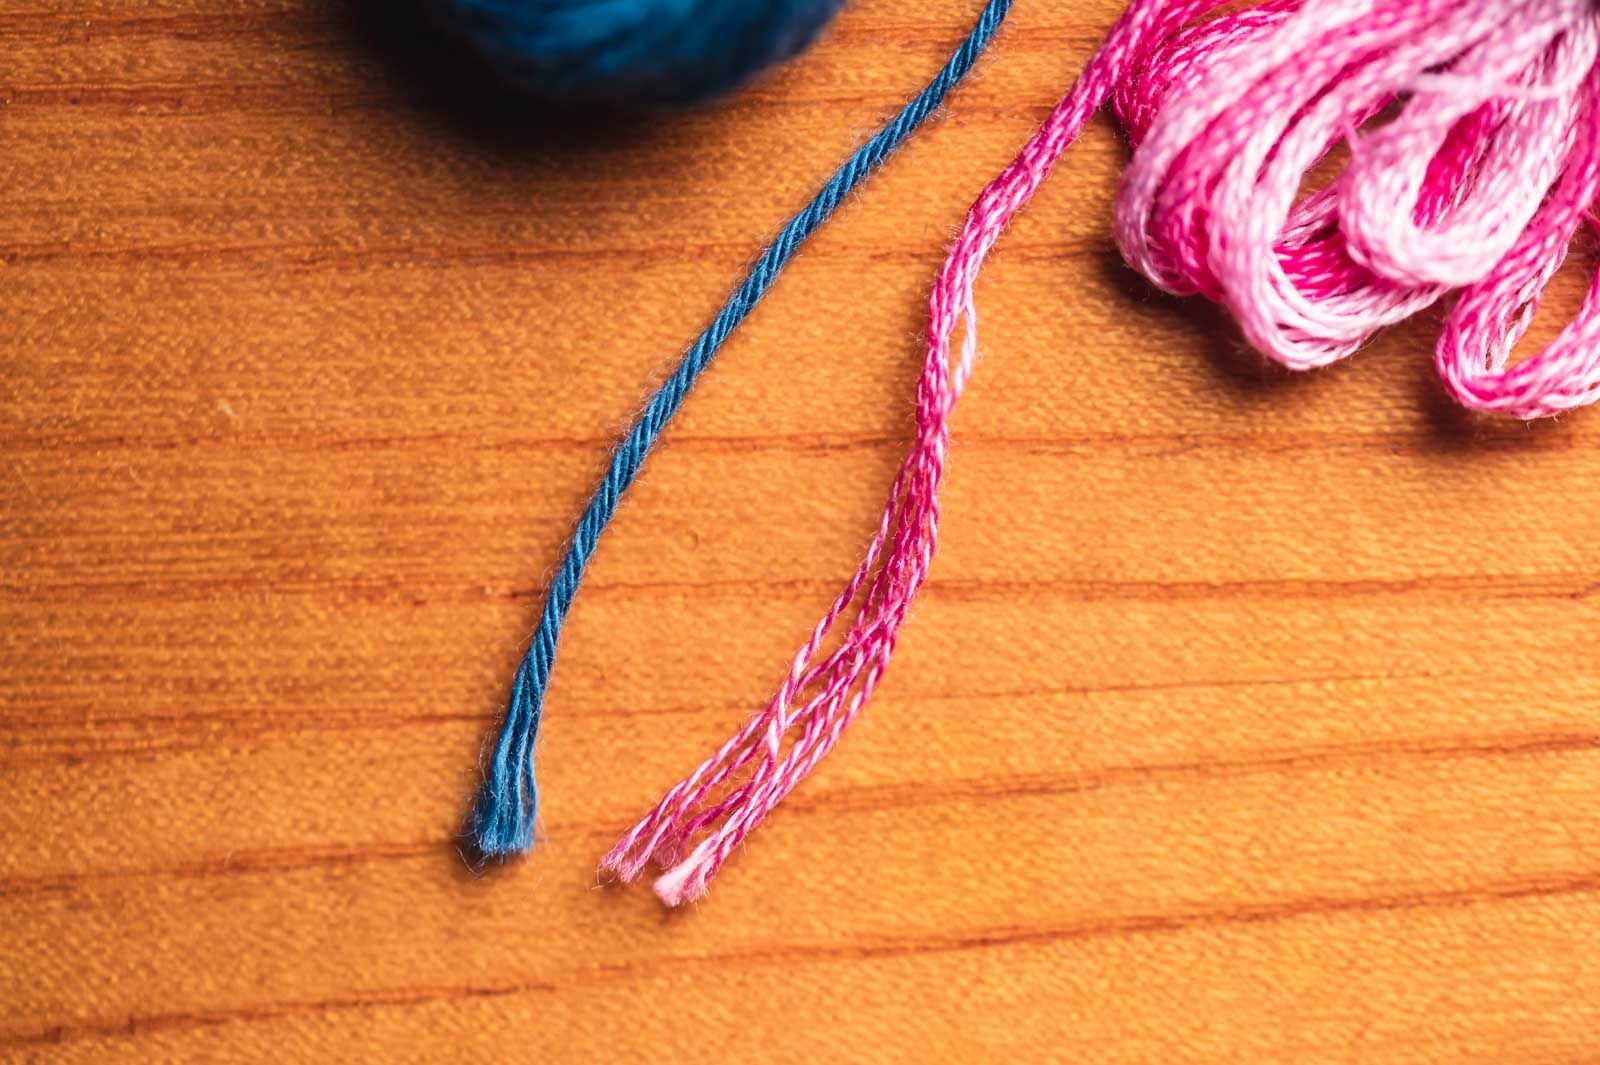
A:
[603,0,1600,905]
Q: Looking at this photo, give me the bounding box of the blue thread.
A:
[433,0,850,106]
[470,0,1016,858]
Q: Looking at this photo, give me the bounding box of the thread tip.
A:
[652,861,707,907]
[468,783,536,860]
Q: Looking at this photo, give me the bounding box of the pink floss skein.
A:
[603,0,1600,906]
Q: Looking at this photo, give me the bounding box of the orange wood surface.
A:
[3,1,1599,1061]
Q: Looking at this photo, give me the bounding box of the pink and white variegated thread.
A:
[604,0,1600,905]
[1113,0,1600,413]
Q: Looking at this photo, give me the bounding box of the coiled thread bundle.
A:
[1112,0,1600,415]
[434,0,849,105]
[473,0,1600,904]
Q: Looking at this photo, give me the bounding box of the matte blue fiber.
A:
[434,0,850,106]
[470,0,1015,858]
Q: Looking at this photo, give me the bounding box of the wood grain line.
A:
[0,237,1125,270]
[7,869,1597,1050]
[4,728,1594,897]
[3,429,1593,460]
[0,667,1546,739]
[5,573,1595,608]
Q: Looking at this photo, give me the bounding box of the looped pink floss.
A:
[603,0,1600,906]
[1111,0,1600,412]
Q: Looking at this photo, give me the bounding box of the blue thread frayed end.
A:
[469,778,536,859]
[467,658,542,860]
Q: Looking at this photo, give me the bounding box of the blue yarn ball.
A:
[432,0,849,106]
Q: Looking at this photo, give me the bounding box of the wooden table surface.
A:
[4,1,1599,1061]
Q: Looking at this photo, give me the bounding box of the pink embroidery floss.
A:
[603,0,1600,905]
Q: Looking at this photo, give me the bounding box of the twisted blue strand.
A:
[471,0,1016,857]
